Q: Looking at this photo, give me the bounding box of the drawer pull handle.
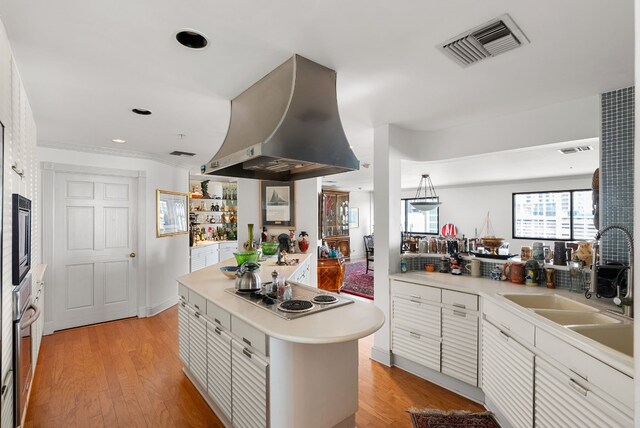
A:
[194,304,200,310]
[243,348,253,359]
[453,303,466,309]
[570,368,588,382]
[180,302,186,308]
[498,330,510,341]
[194,312,200,318]
[215,327,222,336]
[409,331,421,339]
[243,337,252,346]
[568,379,588,396]
[214,318,221,325]
[410,295,421,299]
[453,310,466,318]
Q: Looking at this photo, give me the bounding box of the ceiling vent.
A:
[439,14,529,67]
[558,145,594,155]
[170,150,196,157]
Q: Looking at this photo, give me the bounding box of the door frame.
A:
[41,162,148,335]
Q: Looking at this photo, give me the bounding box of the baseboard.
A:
[484,396,514,428]
[392,354,485,404]
[43,321,54,336]
[143,296,179,317]
[370,346,392,366]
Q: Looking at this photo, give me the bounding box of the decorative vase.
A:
[298,231,309,253]
[245,224,254,251]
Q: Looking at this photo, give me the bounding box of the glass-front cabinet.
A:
[321,190,350,258]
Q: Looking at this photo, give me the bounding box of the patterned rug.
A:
[340,261,374,300]
[407,409,500,428]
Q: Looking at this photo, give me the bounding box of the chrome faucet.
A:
[588,224,634,317]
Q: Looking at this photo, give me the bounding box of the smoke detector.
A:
[439,14,529,67]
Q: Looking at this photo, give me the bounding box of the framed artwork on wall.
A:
[156,190,189,237]
[260,180,295,228]
[349,207,359,229]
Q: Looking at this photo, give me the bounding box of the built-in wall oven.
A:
[12,194,31,286]
[13,274,39,427]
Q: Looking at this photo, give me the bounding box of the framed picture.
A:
[156,190,189,237]
[260,180,295,228]
[349,207,359,229]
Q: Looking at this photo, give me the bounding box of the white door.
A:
[53,172,138,331]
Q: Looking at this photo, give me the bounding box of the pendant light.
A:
[410,174,442,212]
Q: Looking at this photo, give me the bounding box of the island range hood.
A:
[202,55,360,181]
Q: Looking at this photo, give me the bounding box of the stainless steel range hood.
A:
[203,55,359,181]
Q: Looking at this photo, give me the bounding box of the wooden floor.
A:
[25,305,483,428]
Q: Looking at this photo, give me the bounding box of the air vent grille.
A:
[558,146,594,155]
[439,14,529,67]
[170,150,196,157]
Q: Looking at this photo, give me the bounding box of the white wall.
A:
[401,175,593,251]
[347,190,372,259]
[38,147,190,323]
[396,95,599,161]
[633,0,639,419]
[237,178,320,286]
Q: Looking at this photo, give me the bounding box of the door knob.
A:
[129,252,136,258]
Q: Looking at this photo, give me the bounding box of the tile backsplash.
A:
[601,86,634,264]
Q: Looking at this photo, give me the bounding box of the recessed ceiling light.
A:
[112,138,126,144]
[176,30,208,49]
[132,108,152,116]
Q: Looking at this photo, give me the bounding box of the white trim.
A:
[142,296,179,317]
[370,346,392,366]
[40,162,148,331]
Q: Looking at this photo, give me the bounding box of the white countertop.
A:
[177,254,385,345]
[390,271,633,377]
[191,240,237,249]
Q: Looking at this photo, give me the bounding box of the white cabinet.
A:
[187,307,208,387]
[219,242,237,263]
[32,280,45,369]
[190,244,220,272]
[231,340,269,428]
[482,319,534,428]
[535,357,632,428]
[290,256,311,285]
[206,321,232,421]
[441,306,478,386]
[177,300,190,365]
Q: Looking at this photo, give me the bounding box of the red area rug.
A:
[407,409,500,428]
[340,261,374,300]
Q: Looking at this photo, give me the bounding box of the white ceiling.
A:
[0,1,633,190]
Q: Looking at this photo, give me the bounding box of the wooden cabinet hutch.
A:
[320,190,350,259]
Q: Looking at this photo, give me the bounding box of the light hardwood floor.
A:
[25,305,483,427]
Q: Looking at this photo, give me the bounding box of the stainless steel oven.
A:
[13,273,39,427]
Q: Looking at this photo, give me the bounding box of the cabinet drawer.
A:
[391,279,441,303]
[536,328,633,412]
[442,289,478,311]
[483,299,535,345]
[178,283,188,300]
[392,297,440,338]
[231,316,268,356]
[207,300,231,330]
[392,325,441,371]
[536,357,632,428]
[188,290,206,313]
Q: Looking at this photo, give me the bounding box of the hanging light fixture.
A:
[410,174,442,212]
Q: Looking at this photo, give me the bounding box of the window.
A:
[401,199,439,235]
[512,190,597,240]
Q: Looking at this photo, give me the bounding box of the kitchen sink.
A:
[502,294,598,311]
[533,310,621,326]
[568,324,634,357]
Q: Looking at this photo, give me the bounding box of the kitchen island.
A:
[177,253,384,428]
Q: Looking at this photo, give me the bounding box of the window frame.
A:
[401,198,440,236]
[511,188,594,241]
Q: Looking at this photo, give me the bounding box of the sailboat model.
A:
[478,211,504,255]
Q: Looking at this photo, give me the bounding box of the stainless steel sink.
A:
[569,324,634,357]
[533,310,621,326]
[502,294,598,311]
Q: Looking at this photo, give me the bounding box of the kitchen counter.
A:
[390,271,633,376]
[190,239,237,248]
[178,253,384,344]
[177,253,384,428]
